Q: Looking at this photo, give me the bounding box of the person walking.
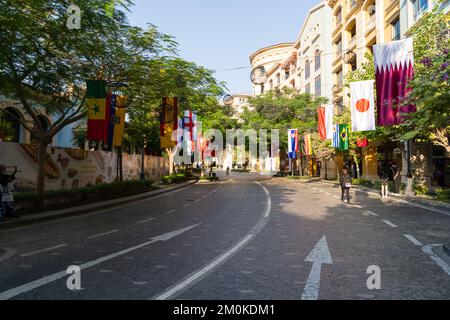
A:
[340,167,352,203]
[393,168,401,194]
[380,170,388,198]
[0,165,19,221]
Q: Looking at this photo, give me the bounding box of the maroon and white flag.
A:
[374,38,416,126]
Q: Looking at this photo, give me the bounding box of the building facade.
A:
[249,43,294,96]
[249,1,334,104]
[223,93,252,117]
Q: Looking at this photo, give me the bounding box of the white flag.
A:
[350,80,376,132]
[325,105,334,140]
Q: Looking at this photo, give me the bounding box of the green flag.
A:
[339,124,349,150]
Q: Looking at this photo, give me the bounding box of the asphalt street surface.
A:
[0,172,449,300]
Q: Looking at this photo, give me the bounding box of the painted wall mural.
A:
[0,142,169,191]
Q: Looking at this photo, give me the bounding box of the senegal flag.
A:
[86,80,107,141]
[339,124,349,150]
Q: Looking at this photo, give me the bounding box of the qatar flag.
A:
[350,80,376,132]
[374,38,416,126]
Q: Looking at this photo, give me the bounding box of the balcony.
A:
[366,15,376,32]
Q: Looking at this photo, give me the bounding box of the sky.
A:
[127,0,322,94]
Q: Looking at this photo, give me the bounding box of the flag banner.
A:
[288,129,299,159]
[339,124,349,150]
[332,124,339,148]
[318,107,326,140]
[303,134,312,156]
[325,105,334,140]
[86,80,107,141]
[374,38,416,126]
[350,80,376,132]
[112,106,126,147]
[356,137,369,147]
[318,105,334,140]
[160,97,178,149]
[106,93,116,147]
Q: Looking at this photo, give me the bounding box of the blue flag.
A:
[332,124,340,148]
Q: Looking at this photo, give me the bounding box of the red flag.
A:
[317,107,326,140]
[357,138,369,147]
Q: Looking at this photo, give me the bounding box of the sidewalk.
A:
[0,180,197,230]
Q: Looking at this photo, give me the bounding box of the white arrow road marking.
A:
[422,244,450,277]
[365,211,378,216]
[301,236,332,300]
[137,217,155,224]
[0,224,199,300]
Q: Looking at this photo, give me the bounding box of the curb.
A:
[317,179,450,212]
[0,180,197,230]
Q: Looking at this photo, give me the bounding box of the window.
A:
[276,73,280,86]
[336,69,343,88]
[305,83,311,94]
[335,39,342,56]
[335,7,342,26]
[269,79,273,90]
[315,50,321,71]
[391,17,400,41]
[285,69,290,80]
[413,0,428,20]
[305,60,311,80]
[315,75,321,97]
[260,84,265,94]
[350,24,356,40]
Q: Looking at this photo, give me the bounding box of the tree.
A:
[0,0,174,194]
[404,6,450,155]
[242,87,327,173]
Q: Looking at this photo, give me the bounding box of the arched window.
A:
[305,60,311,80]
[0,107,22,142]
[315,50,321,71]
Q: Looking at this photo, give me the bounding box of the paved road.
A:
[0,173,449,300]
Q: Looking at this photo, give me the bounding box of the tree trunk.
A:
[36,140,48,195]
[166,148,174,175]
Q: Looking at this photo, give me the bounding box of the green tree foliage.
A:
[404,7,450,154]
[241,87,327,153]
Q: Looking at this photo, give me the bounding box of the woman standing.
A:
[340,167,352,203]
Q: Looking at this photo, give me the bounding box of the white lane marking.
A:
[165,209,176,214]
[20,244,67,258]
[0,224,199,300]
[422,244,450,277]
[362,212,370,216]
[152,182,271,300]
[0,248,17,262]
[397,200,450,217]
[183,203,191,208]
[301,236,333,300]
[86,229,119,240]
[403,234,423,246]
[352,204,362,208]
[382,220,398,228]
[366,211,378,216]
[137,217,155,224]
[0,182,196,235]
[154,234,252,301]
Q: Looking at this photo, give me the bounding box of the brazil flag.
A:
[339,124,349,150]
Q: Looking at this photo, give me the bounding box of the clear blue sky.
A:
[127,0,322,94]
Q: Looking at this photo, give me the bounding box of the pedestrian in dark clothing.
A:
[380,170,388,198]
[340,168,352,203]
[0,164,19,220]
[393,168,401,194]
